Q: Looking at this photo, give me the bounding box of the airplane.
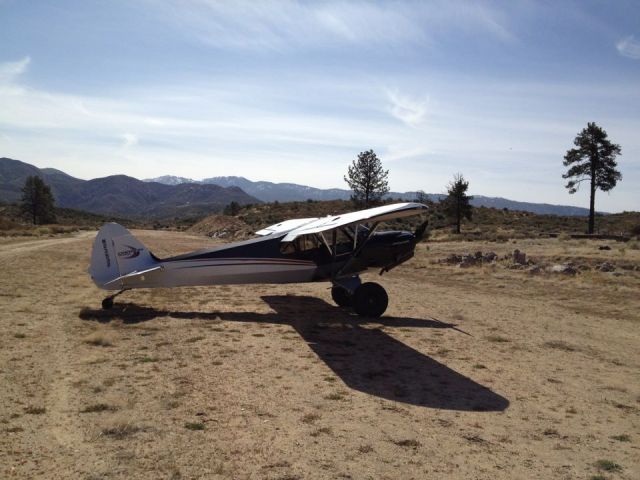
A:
[89,202,429,317]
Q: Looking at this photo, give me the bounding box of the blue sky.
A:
[0,0,638,211]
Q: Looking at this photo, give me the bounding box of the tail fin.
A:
[89,223,158,290]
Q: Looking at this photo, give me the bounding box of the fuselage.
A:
[115,229,417,290]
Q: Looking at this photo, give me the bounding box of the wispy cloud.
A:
[0,56,30,83]
[154,0,513,51]
[1,1,638,212]
[121,133,138,148]
[616,35,640,59]
[386,90,428,127]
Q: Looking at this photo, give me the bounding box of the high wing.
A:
[279,202,427,242]
[255,217,319,236]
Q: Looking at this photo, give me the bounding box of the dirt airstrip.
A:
[0,230,638,479]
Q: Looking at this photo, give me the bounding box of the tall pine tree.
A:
[563,122,622,234]
[443,173,472,234]
[21,176,56,225]
[344,149,389,208]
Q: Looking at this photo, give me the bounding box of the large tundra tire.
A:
[353,282,388,317]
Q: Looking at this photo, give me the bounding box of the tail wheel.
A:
[331,286,353,307]
[102,297,114,310]
[353,282,388,317]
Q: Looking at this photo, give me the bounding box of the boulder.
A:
[444,254,463,264]
[597,262,615,272]
[483,252,497,263]
[513,249,527,265]
[549,264,577,275]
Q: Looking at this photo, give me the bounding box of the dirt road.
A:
[1,231,638,479]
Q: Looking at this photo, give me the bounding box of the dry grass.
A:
[594,459,623,472]
[83,331,114,347]
[80,403,119,413]
[300,413,321,424]
[24,406,46,415]
[101,421,143,439]
[1,230,638,479]
[393,438,421,448]
[486,334,510,343]
[184,422,205,431]
[543,340,578,352]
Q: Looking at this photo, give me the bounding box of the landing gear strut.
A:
[331,286,353,307]
[101,289,128,310]
[331,276,361,308]
[326,221,388,317]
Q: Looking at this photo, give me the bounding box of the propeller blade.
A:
[414,220,429,242]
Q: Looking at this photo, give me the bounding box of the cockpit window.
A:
[297,235,321,252]
[279,228,363,257]
[279,234,322,255]
[279,242,296,255]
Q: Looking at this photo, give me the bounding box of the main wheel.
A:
[101,297,114,310]
[331,286,353,307]
[353,282,388,317]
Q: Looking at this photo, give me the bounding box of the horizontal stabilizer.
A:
[103,265,163,287]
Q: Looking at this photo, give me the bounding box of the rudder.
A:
[89,223,158,290]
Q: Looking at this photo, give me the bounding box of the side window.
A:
[335,228,353,254]
[299,235,320,251]
[279,235,321,255]
[279,242,296,255]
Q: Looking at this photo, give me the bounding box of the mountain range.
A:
[0,157,596,218]
[144,175,595,216]
[0,158,258,219]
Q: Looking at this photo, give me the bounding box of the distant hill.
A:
[0,158,259,219]
[145,174,596,216]
[213,199,640,239]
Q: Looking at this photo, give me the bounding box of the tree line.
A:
[343,121,622,234]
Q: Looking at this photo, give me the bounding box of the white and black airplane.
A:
[89,202,428,317]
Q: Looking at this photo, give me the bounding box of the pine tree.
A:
[21,176,56,225]
[223,201,240,216]
[443,173,473,234]
[414,190,429,204]
[563,122,622,234]
[344,150,389,208]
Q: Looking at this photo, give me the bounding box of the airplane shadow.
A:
[79,295,509,411]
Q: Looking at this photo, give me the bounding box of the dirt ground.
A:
[0,230,638,480]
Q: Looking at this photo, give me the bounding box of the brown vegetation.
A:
[227,200,640,241]
[0,228,638,479]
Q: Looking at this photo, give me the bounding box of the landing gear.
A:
[331,286,353,307]
[101,289,129,310]
[331,276,361,308]
[353,282,388,318]
[101,297,114,310]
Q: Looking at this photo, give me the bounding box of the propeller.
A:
[413,219,429,242]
